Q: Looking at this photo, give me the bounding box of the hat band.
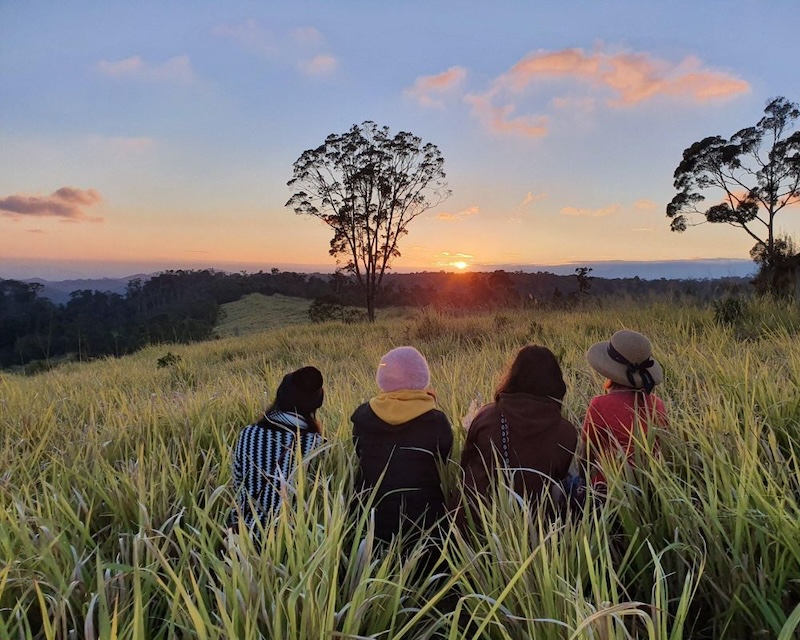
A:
[607,343,656,394]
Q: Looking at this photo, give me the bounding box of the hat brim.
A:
[586,341,663,389]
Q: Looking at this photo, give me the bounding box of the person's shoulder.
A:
[350,401,373,423]
[468,402,500,432]
[237,423,259,438]
[429,407,453,430]
[558,415,579,440]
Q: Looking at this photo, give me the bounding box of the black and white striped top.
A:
[229,410,323,530]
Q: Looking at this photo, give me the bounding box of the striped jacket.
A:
[229,410,323,530]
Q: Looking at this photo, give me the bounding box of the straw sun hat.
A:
[586,330,663,393]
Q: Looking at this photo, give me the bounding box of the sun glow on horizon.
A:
[452,261,469,270]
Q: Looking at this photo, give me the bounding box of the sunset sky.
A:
[2,0,799,279]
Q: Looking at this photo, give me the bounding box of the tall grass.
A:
[1,302,799,638]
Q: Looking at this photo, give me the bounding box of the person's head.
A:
[375,346,431,393]
[269,366,324,431]
[586,330,663,394]
[495,345,567,402]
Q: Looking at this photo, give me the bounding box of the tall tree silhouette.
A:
[667,96,800,294]
[287,121,450,320]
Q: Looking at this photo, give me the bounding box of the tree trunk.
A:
[366,290,375,322]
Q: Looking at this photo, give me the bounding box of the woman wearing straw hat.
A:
[228,366,326,534]
[583,330,667,489]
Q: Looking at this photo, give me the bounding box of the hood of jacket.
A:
[368,390,437,426]
[494,392,565,434]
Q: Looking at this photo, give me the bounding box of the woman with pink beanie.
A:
[351,346,453,543]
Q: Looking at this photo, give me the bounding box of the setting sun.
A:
[452,261,469,270]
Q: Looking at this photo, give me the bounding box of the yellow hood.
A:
[369,390,436,426]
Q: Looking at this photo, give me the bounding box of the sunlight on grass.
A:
[1,301,799,638]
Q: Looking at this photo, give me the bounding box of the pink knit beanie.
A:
[375,346,431,392]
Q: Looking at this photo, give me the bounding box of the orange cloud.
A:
[97,55,195,83]
[405,66,467,108]
[521,192,548,206]
[466,94,548,137]
[0,187,104,222]
[463,46,749,138]
[436,205,480,221]
[560,204,620,217]
[496,47,749,106]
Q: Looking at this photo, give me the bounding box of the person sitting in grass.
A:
[228,366,325,534]
[583,330,667,492]
[458,345,578,523]
[351,346,453,545]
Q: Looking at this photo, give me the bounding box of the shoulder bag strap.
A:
[499,412,511,466]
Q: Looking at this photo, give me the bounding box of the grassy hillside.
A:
[213,292,312,337]
[1,301,799,638]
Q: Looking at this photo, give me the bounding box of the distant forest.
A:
[0,268,750,369]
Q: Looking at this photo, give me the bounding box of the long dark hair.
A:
[258,401,323,435]
[257,366,324,435]
[495,345,567,402]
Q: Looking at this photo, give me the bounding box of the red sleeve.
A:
[582,397,609,454]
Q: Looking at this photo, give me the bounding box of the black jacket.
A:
[351,403,453,541]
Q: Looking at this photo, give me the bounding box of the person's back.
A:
[459,345,578,517]
[463,392,576,500]
[583,330,667,487]
[229,366,325,532]
[351,346,453,542]
[584,388,666,457]
[352,398,452,540]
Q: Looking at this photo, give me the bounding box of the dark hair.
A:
[495,345,567,402]
[258,366,324,434]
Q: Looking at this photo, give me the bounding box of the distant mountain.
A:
[473,259,757,281]
[24,275,148,305]
[13,258,757,305]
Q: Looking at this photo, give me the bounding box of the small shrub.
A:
[713,296,747,327]
[493,314,512,331]
[157,351,182,368]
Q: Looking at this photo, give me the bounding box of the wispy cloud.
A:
[212,19,277,55]
[97,55,195,83]
[634,198,657,210]
[436,251,475,268]
[0,187,104,222]
[560,204,620,217]
[27,229,45,234]
[215,19,337,76]
[300,54,338,76]
[521,192,548,207]
[291,26,324,47]
[405,66,467,108]
[436,205,480,221]
[466,94,548,138]
[88,135,156,154]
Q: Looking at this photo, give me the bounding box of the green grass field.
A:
[1,300,799,638]
[213,293,312,337]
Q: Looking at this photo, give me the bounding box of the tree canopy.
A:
[286,121,450,320]
[667,97,800,287]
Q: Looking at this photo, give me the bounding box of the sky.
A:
[1,0,799,280]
